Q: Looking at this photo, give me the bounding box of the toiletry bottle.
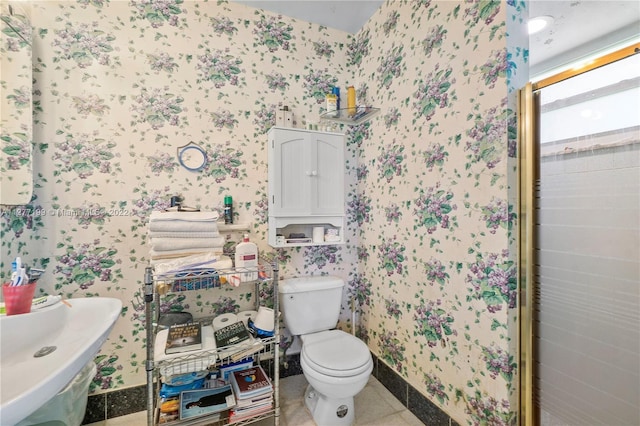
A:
[224,196,233,224]
[326,94,338,118]
[331,87,341,111]
[347,86,356,116]
[235,234,258,282]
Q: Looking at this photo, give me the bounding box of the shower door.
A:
[520,46,640,426]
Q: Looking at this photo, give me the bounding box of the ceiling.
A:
[529,1,639,75]
[233,0,639,77]
[234,1,383,34]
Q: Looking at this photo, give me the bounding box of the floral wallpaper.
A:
[352,0,527,424]
[0,1,528,425]
[1,3,33,205]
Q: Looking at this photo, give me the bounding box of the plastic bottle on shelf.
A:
[325,93,338,118]
[347,86,356,116]
[331,87,341,111]
[235,234,258,282]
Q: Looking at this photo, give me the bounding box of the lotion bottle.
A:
[235,234,258,282]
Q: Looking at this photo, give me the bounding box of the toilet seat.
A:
[301,330,372,377]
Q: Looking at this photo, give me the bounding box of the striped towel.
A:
[149,221,220,233]
[149,231,220,239]
[151,236,226,252]
[148,211,220,232]
[150,248,224,262]
[149,211,219,222]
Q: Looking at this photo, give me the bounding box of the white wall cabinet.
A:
[268,127,345,247]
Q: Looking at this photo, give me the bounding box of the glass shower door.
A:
[533,52,640,425]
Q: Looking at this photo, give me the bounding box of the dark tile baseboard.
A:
[83,352,458,425]
[83,383,148,424]
[371,353,460,426]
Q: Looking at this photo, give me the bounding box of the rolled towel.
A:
[149,221,219,233]
[149,211,219,222]
[149,231,220,239]
[151,236,226,252]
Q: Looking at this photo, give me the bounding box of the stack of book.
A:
[228,365,273,422]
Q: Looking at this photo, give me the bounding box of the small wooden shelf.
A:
[268,216,345,248]
[319,106,380,125]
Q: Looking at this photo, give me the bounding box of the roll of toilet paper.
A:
[312,226,325,243]
[238,310,258,327]
[254,306,274,332]
[211,313,238,331]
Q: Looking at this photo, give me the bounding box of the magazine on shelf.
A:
[213,320,252,348]
[217,358,254,382]
[234,392,272,408]
[229,340,265,362]
[229,404,273,423]
[229,365,273,399]
[179,385,235,420]
[165,322,202,354]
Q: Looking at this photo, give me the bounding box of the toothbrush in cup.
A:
[10,257,22,286]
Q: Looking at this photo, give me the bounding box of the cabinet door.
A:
[310,133,344,215]
[269,128,344,217]
[269,129,312,216]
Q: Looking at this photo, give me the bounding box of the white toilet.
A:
[279,276,373,426]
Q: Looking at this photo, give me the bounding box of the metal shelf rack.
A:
[143,257,280,426]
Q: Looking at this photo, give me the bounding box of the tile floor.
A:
[86,375,424,425]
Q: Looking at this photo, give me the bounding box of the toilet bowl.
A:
[279,276,373,426]
[300,330,373,425]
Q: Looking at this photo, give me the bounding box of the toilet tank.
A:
[278,276,344,335]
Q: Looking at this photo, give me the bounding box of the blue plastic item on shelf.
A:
[159,375,207,398]
[172,268,220,291]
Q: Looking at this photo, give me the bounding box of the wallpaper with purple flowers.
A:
[0,1,528,424]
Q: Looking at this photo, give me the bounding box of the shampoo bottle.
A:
[235,234,258,282]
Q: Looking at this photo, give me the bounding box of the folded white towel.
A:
[150,248,224,261]
[149,221,220,233]
[149,211,219,222]
[151,236,226,252]
[149,231,220,239]
[154,254,233,277]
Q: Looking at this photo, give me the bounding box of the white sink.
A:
[0,297,121,425]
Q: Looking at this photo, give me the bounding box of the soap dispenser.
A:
[235,234,258,282]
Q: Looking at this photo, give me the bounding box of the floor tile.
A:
[280,400,315,425]
[397,409,429,426]
[86,409,146,425]
[87,375,425,425]
[278,374,308,406]
[354,382,403,424]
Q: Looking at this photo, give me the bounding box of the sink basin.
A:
[0,297,121,425]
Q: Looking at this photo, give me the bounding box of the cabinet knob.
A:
[305,170,318,176]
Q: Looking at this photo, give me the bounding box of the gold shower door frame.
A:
[516,43,640,426]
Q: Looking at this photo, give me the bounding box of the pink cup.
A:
[3,282,37,315]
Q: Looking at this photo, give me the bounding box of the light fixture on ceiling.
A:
[528,15,554,35]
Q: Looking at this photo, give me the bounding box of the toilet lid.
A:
[302,330,372,377]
